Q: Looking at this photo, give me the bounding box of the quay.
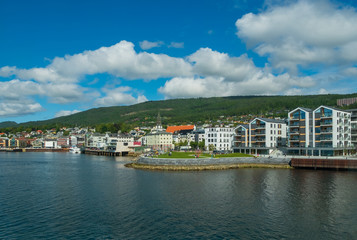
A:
[84,149,139,157]
[290,158,357,170]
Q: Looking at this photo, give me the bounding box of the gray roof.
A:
[315,105,350,113]
[236,124,249,129]
[255,117,286,124]
[298,107,312,112]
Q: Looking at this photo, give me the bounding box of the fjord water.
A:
[0,153,356,239]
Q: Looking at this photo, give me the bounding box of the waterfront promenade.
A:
[128,155,357,171]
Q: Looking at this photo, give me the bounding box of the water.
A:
[0,152,356,239]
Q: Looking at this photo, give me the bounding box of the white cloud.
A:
[54,110,81,118]
[94,86,148,107]
[168,42,184,48]
[158,47,315,99]
[236,0,357,71]
[188,48,257,82]
[139,40,164,50]
[159,73,314,99]
[0,100,43,117]
[343,67,357,76]
[1,41,192,84]
[0,79,89,104]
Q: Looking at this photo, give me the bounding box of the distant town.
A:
[1,102,357,157]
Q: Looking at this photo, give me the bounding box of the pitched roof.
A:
[166,125,195,133]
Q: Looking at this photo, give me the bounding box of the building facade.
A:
[232,125,249,148]
[288,107,313,148]
[313,106,352,149]
[249,118,287,148]
[146,131,173,152]
[204,127,234,151]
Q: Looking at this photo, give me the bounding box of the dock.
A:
[290,158,357,170]
[84,149,132,156]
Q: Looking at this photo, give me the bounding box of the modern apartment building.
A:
[232,125,249,148]
[288,107,313,148]
[348,109,357,147]
[204,127,234,151]
[249,118,287,148]
[313,105,352,151]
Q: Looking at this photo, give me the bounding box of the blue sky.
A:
[1,0,357,123]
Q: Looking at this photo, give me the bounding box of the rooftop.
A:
[166,125,195,133]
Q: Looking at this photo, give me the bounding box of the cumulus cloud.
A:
[168,42,184,48]
[236,0,357,71]
[54,110,81,118]
[188,48,257,82]
[159,73,314,99]
[94,86,148,107]
[158,47,315,99]
[139,40,164,50]
[0,79,87,104]
[0,41,192,83]
[0,100,44,117]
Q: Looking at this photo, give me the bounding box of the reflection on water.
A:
[0,152,356,239]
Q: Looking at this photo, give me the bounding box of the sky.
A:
[1,0,357,123]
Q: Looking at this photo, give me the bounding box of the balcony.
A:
[321,114,332,119]
[320,121,332,126]
[320,137,333,141]
[255,131,266,136]
[289,131,299,135]
[256,125,266,130]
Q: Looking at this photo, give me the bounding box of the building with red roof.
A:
[166,125,195,133]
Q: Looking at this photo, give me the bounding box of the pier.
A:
[84,149,131,156]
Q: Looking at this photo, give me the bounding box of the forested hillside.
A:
[2,93,357,131]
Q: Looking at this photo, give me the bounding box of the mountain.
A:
[11,93,357,129]
[0,121,18,128]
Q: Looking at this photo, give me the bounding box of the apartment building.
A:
[232,125,249,148]
[348,109,357,147]
[249,118,286,147]
[288,107,313,148]
[313,106,352,149]
[204,127,234,151]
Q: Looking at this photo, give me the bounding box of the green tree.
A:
[190,141,198,150]
[198,140,205,150]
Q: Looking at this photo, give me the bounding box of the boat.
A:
[69,146,81,154]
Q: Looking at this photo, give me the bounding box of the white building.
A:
[44,139,58,149]
[232,124,249,148]
[146,132,173,152]
[204,127,234,151]
[249,118,287,150]
[116,134,135,153]
[313,106,352,149]
[288,107,313,148]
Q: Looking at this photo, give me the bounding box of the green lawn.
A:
[157,151,252,158]
[214,153,252,158]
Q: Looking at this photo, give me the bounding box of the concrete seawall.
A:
[137,156,291,166]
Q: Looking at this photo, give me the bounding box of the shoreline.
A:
[125,162,292,171]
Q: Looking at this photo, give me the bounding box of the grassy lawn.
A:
[157,151,210,158]
[214,153,252,158]
[157,151,252,158]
